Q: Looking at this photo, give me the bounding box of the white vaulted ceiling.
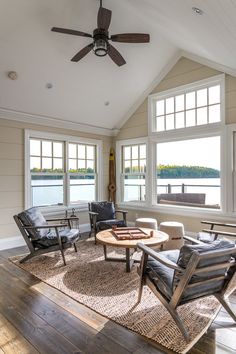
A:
[0,0,236,134]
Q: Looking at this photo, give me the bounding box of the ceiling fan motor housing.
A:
[93,28,109,56]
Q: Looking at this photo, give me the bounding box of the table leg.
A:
[103,245,107,260]
[126,248,131,272]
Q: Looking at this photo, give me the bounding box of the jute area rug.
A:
[11,239,223,354]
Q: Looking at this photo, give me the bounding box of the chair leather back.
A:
[17,207,49,239]
[89,201,115,221]
[175,240,236,302]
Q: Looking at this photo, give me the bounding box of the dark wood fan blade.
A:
[110,33,150,43]
[108,44,126,67]
[71,43,94,62]
[97,7,112,30]
[51,27,92,38]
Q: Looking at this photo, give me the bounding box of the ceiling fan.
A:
[51,0,150,66]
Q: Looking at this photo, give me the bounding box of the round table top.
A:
[96,228,169,248]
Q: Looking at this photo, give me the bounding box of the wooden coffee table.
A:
[96,228,169,272]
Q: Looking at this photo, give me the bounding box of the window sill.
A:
[38,204,89,217]
[118,202,236,221]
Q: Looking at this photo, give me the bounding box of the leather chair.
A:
[14,207,80,265]
[137,239,236,341]
[88,201,127,243]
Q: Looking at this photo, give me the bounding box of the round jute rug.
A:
[11,239,224,354]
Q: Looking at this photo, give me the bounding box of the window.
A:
[150,76,223,133]
[30,139,64,207]
[68,143,96,204]
[120,142,147,202]
[26,131,102,209]
[156,137,221,209]
[117,75,225,214]
[149,75,225,211]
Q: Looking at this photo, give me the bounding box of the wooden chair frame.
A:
[201,220,236,239]
[137,240,236,342]
[14,215,80,266]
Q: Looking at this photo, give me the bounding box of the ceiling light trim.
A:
[0,108,119,137]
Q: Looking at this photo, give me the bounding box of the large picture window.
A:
[26,131,102,209]
[156,136,221,209]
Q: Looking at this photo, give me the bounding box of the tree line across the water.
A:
[157,165,220,179]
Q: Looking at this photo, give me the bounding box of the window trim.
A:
[117,75,230,218]
[25,130,103,214]
[148,74,225,136]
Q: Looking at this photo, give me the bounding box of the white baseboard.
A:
[0,223,91,251]
[0,236,26,251]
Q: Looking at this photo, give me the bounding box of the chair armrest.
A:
[115,209,128,214]
[201,220,236,228]
[137,242,184,272]
[46,217,79,222]
[183,235,204,245]
[24,224,68,229]
[88,211,99,216]
[202,228,236,238]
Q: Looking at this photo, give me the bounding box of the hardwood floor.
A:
[0,238,236,354]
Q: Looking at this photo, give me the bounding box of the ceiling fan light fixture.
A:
[93,38,108,57]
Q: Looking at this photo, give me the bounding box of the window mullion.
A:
[65,141,69,206]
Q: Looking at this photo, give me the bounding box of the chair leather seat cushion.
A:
[146,250,180,300]
[197,232,215,243]
[96,219,126,230]
[33,228,80,249]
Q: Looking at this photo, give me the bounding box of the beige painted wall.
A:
[1,56,236,242]
[0,118,112,241]
[116,57,236,233]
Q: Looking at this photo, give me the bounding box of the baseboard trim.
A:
[0,236,26,251]
[0,223,91,251]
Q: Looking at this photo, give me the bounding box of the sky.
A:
[156,136,220,170]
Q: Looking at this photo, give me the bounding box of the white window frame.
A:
[116,137,149,206]
[117,75,233,219]
[150,128,227,217]
[148,74,225,136]
[25,130,103,214]
[225,123,236,216]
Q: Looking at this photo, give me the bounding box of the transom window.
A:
[121,143,146,202]
[152,79,222,132]
[26,132,101,209]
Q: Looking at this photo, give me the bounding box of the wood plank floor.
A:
[0,238,236,354]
